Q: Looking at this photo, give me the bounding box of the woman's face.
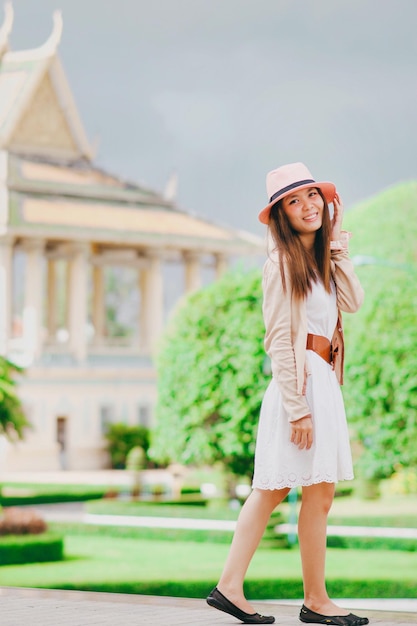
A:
[281,187,324,236]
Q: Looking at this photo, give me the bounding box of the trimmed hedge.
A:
[50,522,235,544]
[39,577,417,599]
[132,496,208,506]
[0,490,107,507]
[0,533,64,566]
[85,498,229,518]
[49,521,417,552]
[327,535,417,552]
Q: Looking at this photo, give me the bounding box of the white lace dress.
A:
[252,280,354,489]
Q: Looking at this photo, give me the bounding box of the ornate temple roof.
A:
[6,154,262,252]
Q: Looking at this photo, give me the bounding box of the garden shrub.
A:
[0,488,107,507]
[159,495,208,506]
[0,533,64,565]
[105,423,150,469]
[0,355,29,438]
[343,183,417,481]
[152,269,267,478]
[327,535,417,552]
[126,446,146,471]
[180,486,202,495]
[0,507,46,535]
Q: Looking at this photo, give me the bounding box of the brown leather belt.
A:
[306,333,332,364]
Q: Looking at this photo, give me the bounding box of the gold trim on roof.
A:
[20,160,121,187]
[22,198,233,241]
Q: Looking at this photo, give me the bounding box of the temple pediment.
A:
[7,66,80,158]
[0,6,92,160]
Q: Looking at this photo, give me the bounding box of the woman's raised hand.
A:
[331,192,344,242]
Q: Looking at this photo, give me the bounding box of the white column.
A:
[68,243,89,361]
[92,264,105,344]
[46,259,57,341]
[215,253,229,279]
[139,251,164,352]
[0,238,13,356]
[23,238,45,361]
[183,251,202,293]
[65,258,71,330]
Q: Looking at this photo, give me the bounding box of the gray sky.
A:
[8,0,417,235]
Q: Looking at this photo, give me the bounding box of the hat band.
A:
[269,179,315,203]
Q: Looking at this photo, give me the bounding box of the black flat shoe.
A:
[206,587,275,624]
[299,604,369,625]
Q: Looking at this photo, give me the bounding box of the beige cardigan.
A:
[262,245,364,422]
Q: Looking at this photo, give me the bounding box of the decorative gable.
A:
[0,6,92,161]
[9,69,79,159]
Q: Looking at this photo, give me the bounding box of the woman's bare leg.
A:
[217,487,290,613]
[298,482,349,616]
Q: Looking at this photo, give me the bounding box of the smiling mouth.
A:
[303,212,319,221]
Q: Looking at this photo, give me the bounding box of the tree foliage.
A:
[0,356,28,439]
[104,423,150,469]
[150,269,267,478]
[343,269,417,478]
[343,182,417,479]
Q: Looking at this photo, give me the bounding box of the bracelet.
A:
[330,231,351,251]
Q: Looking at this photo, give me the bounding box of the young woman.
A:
[207,163,368,625]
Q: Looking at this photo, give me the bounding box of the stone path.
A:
[1,587,417,626]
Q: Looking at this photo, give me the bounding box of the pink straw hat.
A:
[258,162,336,224]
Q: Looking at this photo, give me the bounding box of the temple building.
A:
[0,5,262,470]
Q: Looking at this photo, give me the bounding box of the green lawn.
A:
[0,534,416,598]
[328,493,417,527]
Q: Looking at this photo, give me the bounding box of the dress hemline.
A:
[252,474,354,490]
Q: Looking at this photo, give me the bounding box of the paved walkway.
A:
[1,587,417,626]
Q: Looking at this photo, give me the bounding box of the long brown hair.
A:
[268,190,332,299]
